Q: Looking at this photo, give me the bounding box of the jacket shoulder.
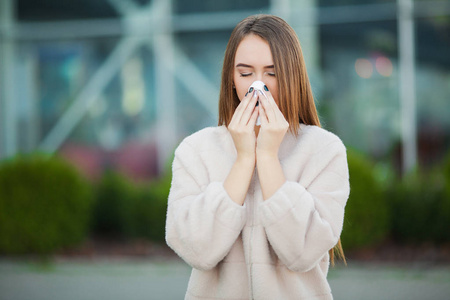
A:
[299,124,346,154]
[175,126,230,155]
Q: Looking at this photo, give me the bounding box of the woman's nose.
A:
[256,73,263,82]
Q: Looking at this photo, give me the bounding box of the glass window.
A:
[319,20,399,161]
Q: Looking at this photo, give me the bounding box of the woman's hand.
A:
[228,90,259,162]
[255,88,288,200]
[256,88,289,158]
[224,90,259,205]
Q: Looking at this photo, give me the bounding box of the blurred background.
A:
[1,0,450,299]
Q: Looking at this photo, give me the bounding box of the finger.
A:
[235,90,253,113]
[258,103,269,125]
[261,86,278,108]
[264,88,286,118]
[230,90,254,124]
[258,90,277,122]
[247,105,259,127]
[239,90,259,124]
[262,88,287,122]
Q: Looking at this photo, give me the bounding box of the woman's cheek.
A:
[237,82,253,101]
[264,80,276,94]
[234,78,250,101]
[236,87,246,101]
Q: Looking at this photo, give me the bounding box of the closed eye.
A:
[240,73,252,77]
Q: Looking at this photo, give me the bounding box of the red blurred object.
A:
[59,141,159,182]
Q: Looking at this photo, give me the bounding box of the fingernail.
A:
[258,90,267,99]
[245,92,248,97]
[256,101,259,107]
[249,87,254,93]
[264,85,269,91]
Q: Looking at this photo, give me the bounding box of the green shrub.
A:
[91,172,171,243]
[91,172,137,238]
[130,175,171,242]
[0,154,93,255]
[440,153,450,242]
[444,153,450,197]
[389,157,450,243]
[390,173,440,243]
[341,149,390,250]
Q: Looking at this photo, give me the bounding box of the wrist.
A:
[236,153,256,166]
[256,150,278,161]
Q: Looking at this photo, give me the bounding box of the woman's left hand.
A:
[256,89,289,158]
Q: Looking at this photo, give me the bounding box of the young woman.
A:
[166,14,349,300]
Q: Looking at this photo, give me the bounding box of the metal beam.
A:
[414,0,450,18]
[152,0,178,172]
[10,1,450,41]
[36,0,218,161]
[106,0,140,15]
[0,0,17,158]
[38,0,156,154]
[282,0,320,83]
[173,10,266,32]
[270,0,290,21]
[172,46,218,120]
[317,3,397,25]
[398,0,418,173]
[38,37,142,153]
[17,19,121,41]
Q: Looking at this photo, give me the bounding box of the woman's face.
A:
[233,34,279,104]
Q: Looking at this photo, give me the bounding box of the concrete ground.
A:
[0,258,449,300]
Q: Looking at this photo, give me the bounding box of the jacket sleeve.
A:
[258,139,349,272]
[165,140,247,271]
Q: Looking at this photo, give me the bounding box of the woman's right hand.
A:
[227,90,259,162]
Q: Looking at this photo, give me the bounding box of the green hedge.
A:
[91,172,170,243]
[130,175,170,242]
[0,155,93,255]
[389,158,450,244]
[3,148,449,256]
[442,153,450,242]
[340,149,390,250]
[91,172,137,238]
[0,153,171,255]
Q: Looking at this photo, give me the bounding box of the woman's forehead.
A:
[234,34,273,67]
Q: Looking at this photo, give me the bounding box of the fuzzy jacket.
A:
[165,124,350,300]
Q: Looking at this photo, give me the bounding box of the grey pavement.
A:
[0,258,449,300]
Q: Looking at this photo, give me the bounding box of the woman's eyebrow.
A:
[235,63,253,68]
[235,63,274,68]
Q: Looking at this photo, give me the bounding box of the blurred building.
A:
[1,0,449,181]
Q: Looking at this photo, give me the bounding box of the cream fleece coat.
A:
[166,124,350,300]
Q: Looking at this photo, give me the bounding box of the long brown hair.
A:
[218,14,346,265]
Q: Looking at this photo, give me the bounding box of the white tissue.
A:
[249,80,266,126]
[249,80,266,92]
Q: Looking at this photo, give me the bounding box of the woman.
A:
[166,14,349,300]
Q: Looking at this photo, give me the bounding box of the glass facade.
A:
[1,0,449,180]
[320,20,399,160]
